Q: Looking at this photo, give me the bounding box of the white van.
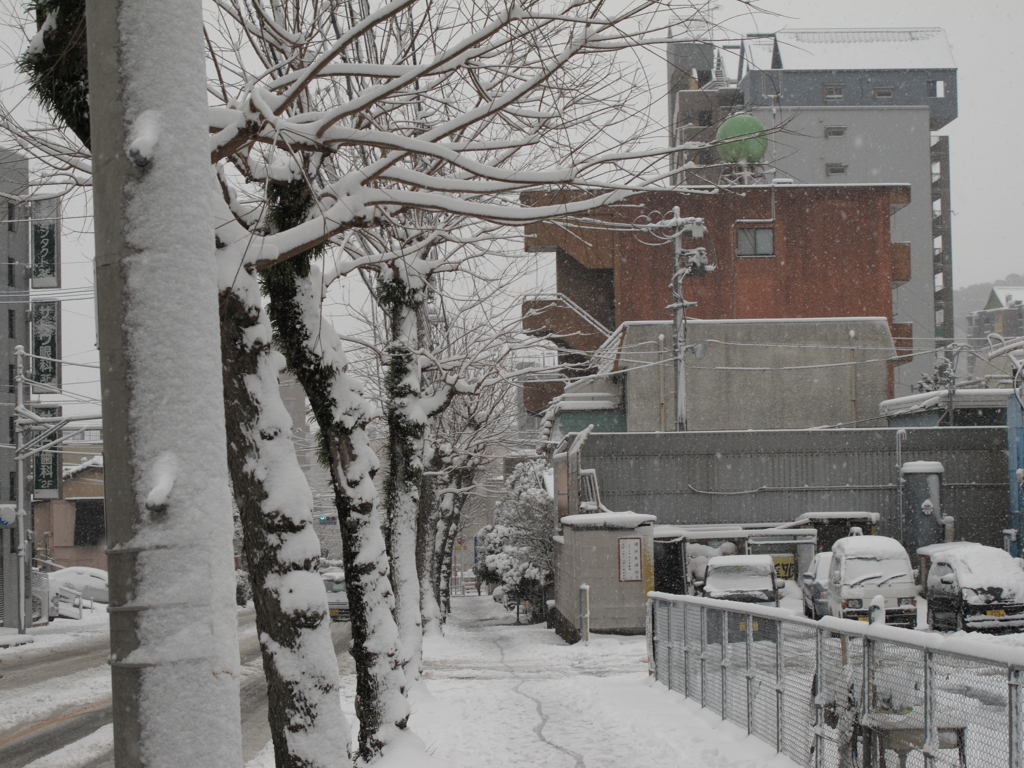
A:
[827,536,917,627]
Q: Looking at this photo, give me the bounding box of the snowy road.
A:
[0,608,353,768]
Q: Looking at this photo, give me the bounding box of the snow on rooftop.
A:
[561,511,654,529]
[880,388,1015,417]
[63,454,103,479]
[901,460,945,475]
[832,535,910,559]
[773,28,956,71]
[990,286,1024,308]
[796,511,880,523]
[743,35,775,74]
[707,554,776,569]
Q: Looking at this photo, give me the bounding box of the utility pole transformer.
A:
[85,1,243,766]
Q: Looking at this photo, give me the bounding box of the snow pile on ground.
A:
[0,601,109,652]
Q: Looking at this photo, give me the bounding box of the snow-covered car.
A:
[826,536,917,627]
[702,554,780,605]
[48,566,109,604]
[926,545,1024,632]
[802,552,832,620]
[701,555,779,642]
[322,572,349,622]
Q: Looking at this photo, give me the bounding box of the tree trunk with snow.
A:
[261,188,409,761]
[417,452,444,636]
[86,1,242,765]
[220,270,351,768]
[377,277,428,678]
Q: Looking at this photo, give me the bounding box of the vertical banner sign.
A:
[618,537,642,582]
[33,405,61,499]
[32,301,61,389]
[31,198,60,289]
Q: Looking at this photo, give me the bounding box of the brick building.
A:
[522,183,911,415]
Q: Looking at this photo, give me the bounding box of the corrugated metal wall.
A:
[581,427,1008,546]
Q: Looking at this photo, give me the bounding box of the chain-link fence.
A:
[648,593,1024,767]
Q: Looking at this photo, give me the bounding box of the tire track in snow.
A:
[494,634,586,768]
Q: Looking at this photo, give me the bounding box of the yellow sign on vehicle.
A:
[770,554,796,582]
[986,609,1006,617]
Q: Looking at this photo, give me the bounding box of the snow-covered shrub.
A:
[475,460,552,623]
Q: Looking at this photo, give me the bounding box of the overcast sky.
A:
[716,0,1023,288]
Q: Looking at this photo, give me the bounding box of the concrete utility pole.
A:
[86,1,243,766]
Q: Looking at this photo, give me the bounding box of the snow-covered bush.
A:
[475,460,553,623]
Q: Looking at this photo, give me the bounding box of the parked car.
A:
[702,554,780,605]
[802,552,832,620]
[926,545,1024,632]
[48,566,109,604]
[702,555,779,642]
[827,536,917,627]
[322,571,349,622]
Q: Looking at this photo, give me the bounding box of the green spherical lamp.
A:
[715,115,768,164]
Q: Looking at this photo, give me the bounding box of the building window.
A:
[826,163,848,177]
[73,499,106,546]
[823,83,844,103]
[8,364,14,394]
[737,227,774,257]
[927,79,946,98]
[7,309,14,339]
[825,126,846,139]
[872,86,894,99]
[9,415,14,444]
[9,471,14,501]
[7,258,14,287]
[7,203,14,232]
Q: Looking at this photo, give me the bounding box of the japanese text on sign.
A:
[32,301,60,387]
[33,406,61,499]
[618,537,642,582]
[31,198,60,289]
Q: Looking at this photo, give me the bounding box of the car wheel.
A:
[955,609,966,632]
[804,601,812,619]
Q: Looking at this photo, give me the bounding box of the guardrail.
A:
[647,592,1024,768]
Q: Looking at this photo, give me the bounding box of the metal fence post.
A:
[579,584,590,645]
[775,619,784,753]
[814,628,824,768]
[924,648,936,768]
[681,601,689,699]
[666,600,673,691]
[746,613,754,735]
[720,610,728,719]
[1011,667,1023,768]
[862,636,873,764]
[700,605,707,709]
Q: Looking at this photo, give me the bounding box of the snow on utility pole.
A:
[85,2,243,766]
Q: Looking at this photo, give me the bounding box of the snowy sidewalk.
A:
[395,596,799,768]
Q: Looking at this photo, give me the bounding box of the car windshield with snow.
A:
[926,544,1024,632]
[702,555,779,605]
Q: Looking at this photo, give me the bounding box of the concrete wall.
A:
[615,317,894,432]
[554,522,654,635]
[576,428,1008,548]
[749,105,935,397]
